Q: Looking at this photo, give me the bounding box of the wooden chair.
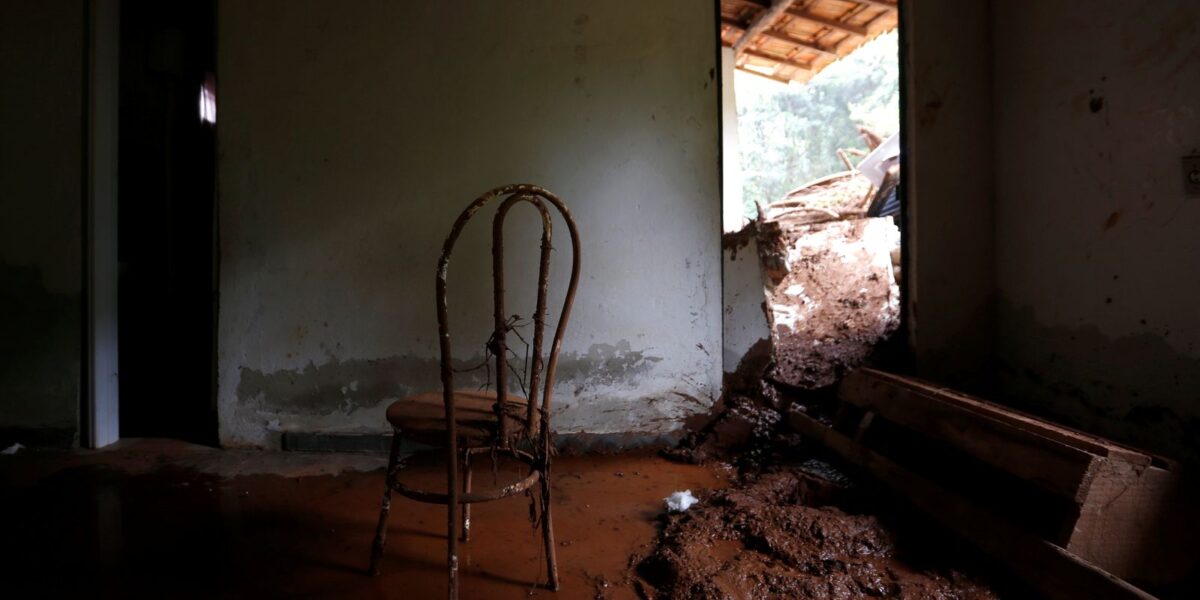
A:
[368,184,581,599]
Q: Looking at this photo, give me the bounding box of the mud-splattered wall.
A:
[216,1,721,447]
[993,0,1200,461]
[0,1,85,445]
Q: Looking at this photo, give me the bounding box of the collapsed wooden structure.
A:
[788,368,1195,600]
[720,0,899,83]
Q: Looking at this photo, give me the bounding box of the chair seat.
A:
[386,389,534,447]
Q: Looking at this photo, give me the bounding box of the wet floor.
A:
[0,440,728,599]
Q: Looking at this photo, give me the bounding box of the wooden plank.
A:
[839,370,1103,501]
[785,7,869,37]
[761,30,837,57]
[741,48,812,71]
[737,67,795,85]
[1069,460,1196,584]
[721,18,837,57]
[860,369,1153,466]
[733,0,797,54]
[787,410,1159,600]
[849,0,899,10]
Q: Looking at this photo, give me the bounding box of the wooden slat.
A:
[741,48,812,71]
[738,67,795,85]
[848,0,899,10]
[722,18,837,58]
[860,369,1153,466]
[785,7,869,36]
[761,29,837,57]
[732,0,797,54]
[787,410,1159,600]
[839,370,1104,501]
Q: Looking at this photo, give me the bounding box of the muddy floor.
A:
[0,439,727,599]
[0,439,1014,599]
[630,463,1002,600]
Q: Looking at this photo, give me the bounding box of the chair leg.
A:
[540,467,559,591]
[369,428,403,576]
[460,451,472,542]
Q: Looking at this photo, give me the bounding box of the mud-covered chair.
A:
[368,184,581,599]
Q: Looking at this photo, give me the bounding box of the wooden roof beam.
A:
[738,66,795,85]
[850,0,899,11]
[741,48,812,71]
[785,7,869,37]
[722,17,837,58]
[732,0,797,54]
[760,29,837,58]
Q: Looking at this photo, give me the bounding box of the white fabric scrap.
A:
[664,489,698,513]
[2,443,24,455]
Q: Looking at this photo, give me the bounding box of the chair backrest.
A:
[435,184,581,451]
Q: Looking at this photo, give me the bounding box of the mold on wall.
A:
[0,1,85,445]
[992,0,1200,461]
[216,0,721,447]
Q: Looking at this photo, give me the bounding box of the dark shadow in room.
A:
[117,0,217,445]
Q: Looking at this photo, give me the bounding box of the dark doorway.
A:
[118,0,217,444]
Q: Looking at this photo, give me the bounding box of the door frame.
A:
[83,0,120,448]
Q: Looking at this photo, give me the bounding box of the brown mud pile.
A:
[631,467,999,600]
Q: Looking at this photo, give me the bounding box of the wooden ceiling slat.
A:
[847,0,898,10]
[785,7,869,37]
[732,0,798,54]
[722,0,897,83]
[742,48,812,71]
[723,18,837,58]
[741,68,795,85]
[762,30,837,57]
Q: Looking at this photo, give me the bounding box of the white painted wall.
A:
[216,0,721,446]
[902,0,996,387]
[722,235,770,375]
[992,0,1200,460]
[721,47,747,233]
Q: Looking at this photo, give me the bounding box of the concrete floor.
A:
[0,439,728,599]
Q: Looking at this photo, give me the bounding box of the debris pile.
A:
[632,467,1000,600]
[757,216,900,389]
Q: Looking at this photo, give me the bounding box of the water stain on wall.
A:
[236,340,664,419]
[996,299,1200,462]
